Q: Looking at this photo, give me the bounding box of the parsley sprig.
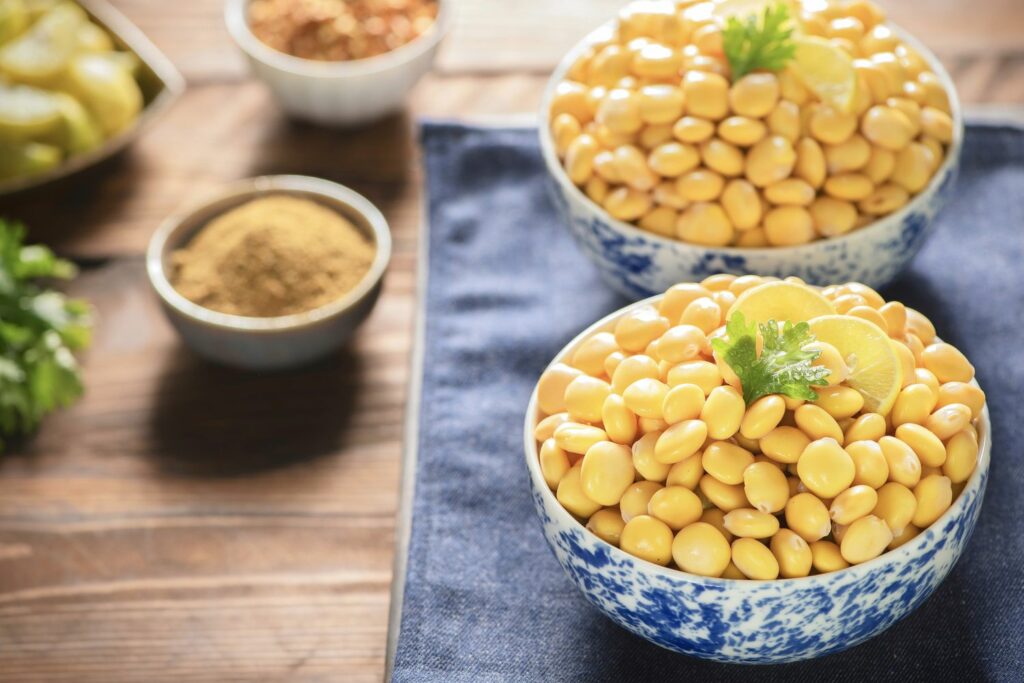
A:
[0,220,92,453]
[711,312,830,405]
[722,2,797,80]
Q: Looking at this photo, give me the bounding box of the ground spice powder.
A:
[171,195,376,317]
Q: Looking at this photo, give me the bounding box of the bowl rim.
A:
[224,0,452,78]
[537,17,964,256]
[145,174,392,333]
[523,291,992,586]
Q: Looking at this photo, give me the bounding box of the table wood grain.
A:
[1,1,1022,681]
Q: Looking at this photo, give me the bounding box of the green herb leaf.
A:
[722,2,797,80]
[0,219,91,452]
[711,311,830,405]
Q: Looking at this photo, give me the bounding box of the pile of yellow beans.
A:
[548,0,954,247]
[533,274,985,579]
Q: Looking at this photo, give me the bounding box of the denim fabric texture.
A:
[391,122,1024,682]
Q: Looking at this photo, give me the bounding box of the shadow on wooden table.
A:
[147,347,363,477]
[1,151,144,249]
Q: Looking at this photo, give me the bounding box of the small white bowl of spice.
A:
[225,0,450,125]
[147,175,391,370]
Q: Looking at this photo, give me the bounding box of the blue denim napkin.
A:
[391,121,1024,682]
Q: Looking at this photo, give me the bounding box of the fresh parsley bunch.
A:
[722,2,797,80]
[712,311,830,405]
[0,220,92,452]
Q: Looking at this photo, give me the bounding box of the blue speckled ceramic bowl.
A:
[539,22,964,299]
[524,295,990,664]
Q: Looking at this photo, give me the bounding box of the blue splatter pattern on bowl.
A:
[523,296,990,664]
[538,21,964,300]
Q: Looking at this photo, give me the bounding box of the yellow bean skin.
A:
[888,523,921,549]
[537,363,584,415]
[844,413,886,443]
[880,435,923,488]
[797,437,856,498]
[564,375,612,423]
[744,460,790,513]
[814,385,865,420]
[732,538,780,580]
[554,422,609,455]
[672,522,732,577]
[699,474,749,512]
[581,441,636,506]
[700,385,746,439]
[925,403,972,441]
[619,480,663,522]
[830,484,879,525]
[603,394,639,445]
[936,382,986,419]
[571,331,619,377]
[631,431,670,482]
[623,378,670,419]
[771,529,813,578]
[760,426,812,464]
[655,419,708,464]
[587,507,626,546]
[666,452,704,489]
[702,441,755,485]
[943,429,979,483]
[922,343,975,383]
[740,395,786,440]
[811,539,850,573]
[846,439,890,488]
[795,404,845,443]
[895,423,947,468]
[841,515,893,564]
[612,354,661,394]
[873,482,917,535]
[912,474,953,528]
[657,325,708,364]
[557,463,603,518]
[534,412,571,442]
[621,515,674,565]
[724,508,780,538]
[648,486,704,530]
[786,492,832,542]
[662,383,706,424]
[891,383,937,426]
[540,438,572,490]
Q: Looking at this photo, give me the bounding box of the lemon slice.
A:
[0,0,29,46]
[808,314,903,414]
[789,36,857,112]
[730,281,836,325]
[0,83,62,139]
[0,2,84,84]
[66,53,142,136]
[45,92,102,153]
[0,139,61,180]
[76,20,113,53]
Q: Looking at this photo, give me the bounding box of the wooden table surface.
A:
[1,1,1021,680]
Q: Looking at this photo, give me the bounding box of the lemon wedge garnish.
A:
[808,314,903,414]
[730,281,836,325]
[789,35,857,112]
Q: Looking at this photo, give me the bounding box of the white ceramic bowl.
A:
[224,0,450,126]
[146,175,391,370]
[524,293,990,662]
[539,21,964,298]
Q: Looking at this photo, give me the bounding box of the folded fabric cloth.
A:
[391,121,1024,682]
